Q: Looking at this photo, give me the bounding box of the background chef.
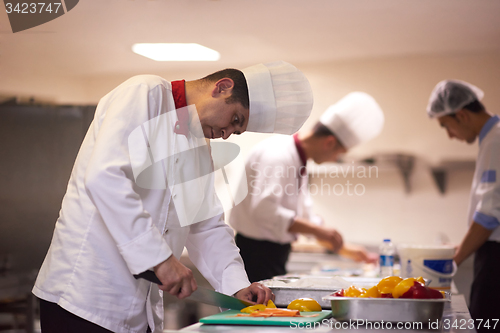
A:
[230,92,384,283]
[427,80,500,332]
[32,61,313,333]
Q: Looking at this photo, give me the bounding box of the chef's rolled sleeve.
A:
[275,206,298,234]
[473,175,500,231]
[117,226,173,275]
[473,211,500,230]
[84,82,173,274]
[246,185,297,241]
[473,140,500,232]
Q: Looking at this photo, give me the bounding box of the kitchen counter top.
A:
[169,295,477,333]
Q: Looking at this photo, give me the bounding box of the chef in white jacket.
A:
[427,80,500,331]
[32,61,313,333]
[230,92,384,282]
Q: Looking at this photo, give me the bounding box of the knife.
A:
[187,286,254,310]
[134,270,253,310]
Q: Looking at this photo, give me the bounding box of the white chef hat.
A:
[426,79,484,118]
[241,61,313,135]
[319,92,384,149]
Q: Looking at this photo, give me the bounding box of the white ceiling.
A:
[1,0,499,80]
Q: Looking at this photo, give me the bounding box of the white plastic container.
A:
[398,244,457,291]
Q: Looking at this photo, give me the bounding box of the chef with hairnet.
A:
[230,92,384,283]
[427,80,500,330]
[32,61,313,333]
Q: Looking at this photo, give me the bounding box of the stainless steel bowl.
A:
[323,296,450,322]
[262,276,382,309]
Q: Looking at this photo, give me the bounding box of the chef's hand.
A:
[315,227,343,252]
[154,255,197,299]
[339,244,378,263]
[235,283,275,305]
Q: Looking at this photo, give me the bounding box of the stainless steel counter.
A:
[169,295,476,333]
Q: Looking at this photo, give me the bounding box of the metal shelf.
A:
[308,154,475,194]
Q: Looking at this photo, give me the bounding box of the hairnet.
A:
[426,79,484,118]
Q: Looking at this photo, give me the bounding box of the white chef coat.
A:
[467,114,500,242]
[32,75,250,333]
[229,135,319,244]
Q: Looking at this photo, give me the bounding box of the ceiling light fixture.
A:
[132,43,220,61]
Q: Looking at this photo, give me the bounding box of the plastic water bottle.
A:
[405,259,413,277]
[379,239,395,277]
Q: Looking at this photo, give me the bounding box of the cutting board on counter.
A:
[199,310,332,326]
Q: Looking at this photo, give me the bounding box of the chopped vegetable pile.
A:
[237,299,320,318]
[331,276,444,299]
[237,308,302,317]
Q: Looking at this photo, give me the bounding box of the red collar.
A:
[293,133,307,176]
[171,80,189,137]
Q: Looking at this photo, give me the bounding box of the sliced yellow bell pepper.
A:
[287,298,322,312]
[377,276,403,294]
[266,300,277,308]
[240,304,266,313]
[344,286,366,297]
[359,285,381,298]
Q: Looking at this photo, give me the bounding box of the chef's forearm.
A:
[454,222,493,266]
[288,216,320,236]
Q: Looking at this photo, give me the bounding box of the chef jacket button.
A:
[175,158,179,163]
[175,124,180,130]
[172,193,176,198]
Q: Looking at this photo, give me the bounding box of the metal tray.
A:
[269,285,336,309]
[323,296,450,322]
[263,276,381,309]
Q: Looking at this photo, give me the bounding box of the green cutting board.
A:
[199,310,332,326]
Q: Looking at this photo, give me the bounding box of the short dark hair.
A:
[462,99,485,113]
[201,69,249,109]
[312,122,335,137]
[312,122,346,148]
[449,99,485,119]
